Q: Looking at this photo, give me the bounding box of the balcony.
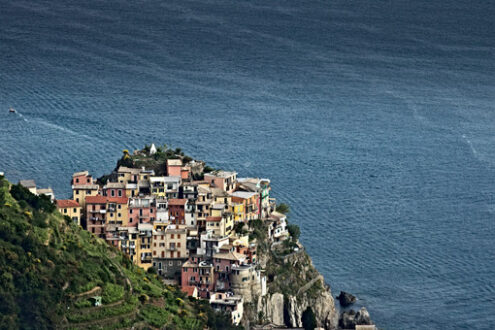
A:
[167,246,176,251]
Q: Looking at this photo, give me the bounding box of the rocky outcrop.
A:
[337,291,357,307]
[339,307,373,329]
[286,285,339,329]
[259,293,285,326]
[244,248,339,329]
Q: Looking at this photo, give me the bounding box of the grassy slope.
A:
[0,176,235,329]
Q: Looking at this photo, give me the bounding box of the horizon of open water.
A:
[1,0,494,328]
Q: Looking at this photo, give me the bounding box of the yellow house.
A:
[117,166,140,184]
[125,183,139,198]
[150,176,166,198]
[71,171,99,213]
[139,168,154,182]
[136,223,153,270]
[231,191,259,221]
[106,197,129,226]
[56,200,82,226]
[206,213,234,237]
[232,203,244,222]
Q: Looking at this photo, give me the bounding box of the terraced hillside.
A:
[0,176,236,329]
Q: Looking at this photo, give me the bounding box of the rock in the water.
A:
[339,307,372,329]
[355,307,372,325]
[337,291,356,307]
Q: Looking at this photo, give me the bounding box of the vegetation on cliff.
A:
[0,176,235,329]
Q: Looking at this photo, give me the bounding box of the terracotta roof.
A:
[206,216,222,222]
[85,195,107,204]
[181,286,197,297]
[107,197,128,204]
[56,199,80,208]
[168,198,187,206]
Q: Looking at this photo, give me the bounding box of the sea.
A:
[1,0,494,328]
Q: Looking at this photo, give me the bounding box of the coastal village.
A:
[9,145,377,329]
[19,145,291,326]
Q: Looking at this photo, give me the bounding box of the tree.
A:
[276,203,290,215]
[234,222,247,235]
[287,224,300,242]
[203,166,215,173]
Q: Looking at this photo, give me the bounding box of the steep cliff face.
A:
[243,245,338,329]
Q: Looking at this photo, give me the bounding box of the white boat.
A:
[9,107,16,113]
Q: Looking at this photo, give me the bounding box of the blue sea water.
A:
[1,0,494,328]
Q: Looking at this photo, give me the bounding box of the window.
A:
[76,190,79,195]
[118,204,121,209]
[111,190,115,197]
[118,213,121,217]
[177,234,181,239]
[76,198,79,203]
[177,252,181,258]
[73,208,77,212]
[177,242,181,247]
[76,178,79,183]
[130,209,133,214]
[64,209,67,214]
[87,178,90,183]
[171,234,174,239]
[118,190,122,197]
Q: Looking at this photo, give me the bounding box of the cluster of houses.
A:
[50,156,290,325]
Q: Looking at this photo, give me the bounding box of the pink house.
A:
[204,171,237,193]
[182,257,215,299]
[167,159,183,177]
[103,182,125,198]
[128,197,156,227]
[72,171,94,186]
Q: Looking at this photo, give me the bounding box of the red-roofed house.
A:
[181,286,198,299]
[56,199,82,226]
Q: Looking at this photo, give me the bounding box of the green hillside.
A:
[0,175,235,329]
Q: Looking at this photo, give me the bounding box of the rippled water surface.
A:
[1,0,494,328]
